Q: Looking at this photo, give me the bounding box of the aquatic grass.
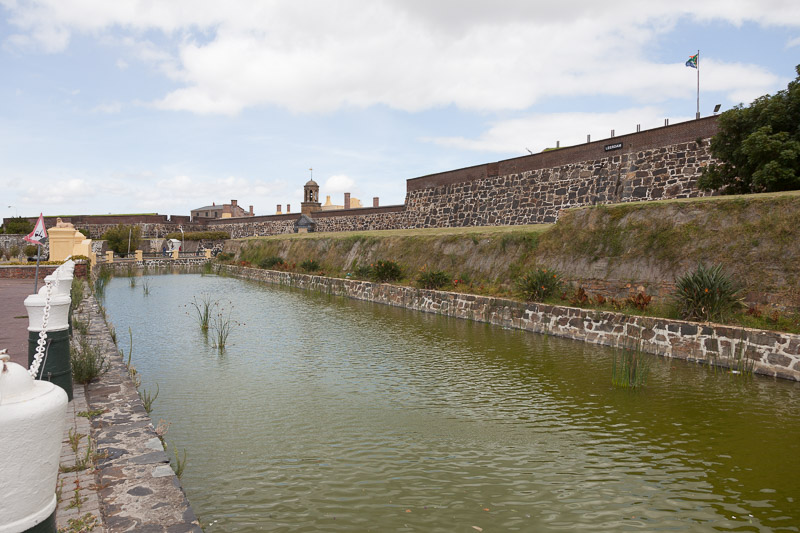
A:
[129,276,137,288]
[611,342,651,389]
[141,278,150,296]
[189,294,216,332]
[729,335,756,378]
[210,306,237,353]
[93,265,112,298]
[120,327,133,368]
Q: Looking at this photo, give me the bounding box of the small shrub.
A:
[258,255,284,269]
[299,259,321,272]
[71,337,108,384]
[417,267,451,290]
[593,293,606,306]
[24,244,38,257]
[9,245,20,258]
[456,272,472,286]
[516,268,563,301]
[216,252,234,262]
[171,442,188,479]
[72,317,89,336]
[372,260,402,283]
[569,287,589,306]
[746,304,762,318]
[673,263,741,322]
[626,292,652,311]
[71,277,84,309]
[352,264,373,280]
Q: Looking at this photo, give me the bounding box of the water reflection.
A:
[103,274,800,532]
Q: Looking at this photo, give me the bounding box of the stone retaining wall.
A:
[221,264,800,382]
[96,258,210,273]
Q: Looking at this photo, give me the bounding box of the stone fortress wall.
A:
[3,117,720,238]
[210,116,720,235]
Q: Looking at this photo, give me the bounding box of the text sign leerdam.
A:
[604,142,623,152]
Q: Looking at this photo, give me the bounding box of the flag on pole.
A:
[23,213,47,244]
[685,53,698,68]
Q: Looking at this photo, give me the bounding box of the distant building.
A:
[319,195,363,211]
[191,199,254,220]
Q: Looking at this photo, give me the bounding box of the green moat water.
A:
[103,274,800,532]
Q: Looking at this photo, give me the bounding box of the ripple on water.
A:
[101,274,800,532]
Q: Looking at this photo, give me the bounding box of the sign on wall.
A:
[604,142,623,152]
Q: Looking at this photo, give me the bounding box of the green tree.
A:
[3,216,34,235]
[699,64,800,194]
[102,224,141,255]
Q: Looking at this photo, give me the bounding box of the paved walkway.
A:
[1,279,104,530]
[0,278,38,367]
[1,279,201,531]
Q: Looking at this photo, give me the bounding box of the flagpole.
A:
[696,49,700,119]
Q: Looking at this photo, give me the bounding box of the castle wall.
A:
[402,117,718,227]
[203,117,718,236]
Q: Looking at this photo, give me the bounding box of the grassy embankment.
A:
[226,191,800,333]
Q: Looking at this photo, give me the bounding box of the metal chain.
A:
[28,271,61,378]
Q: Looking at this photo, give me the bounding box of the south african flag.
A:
[685,53,698,68]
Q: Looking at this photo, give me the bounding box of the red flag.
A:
[23,213,48,245]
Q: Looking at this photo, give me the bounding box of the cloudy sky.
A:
[2,0,799,218]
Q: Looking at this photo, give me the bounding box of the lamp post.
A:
[179,225,184,255]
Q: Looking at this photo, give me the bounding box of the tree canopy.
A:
[102,224,141,255]
[699,65,800,194]
[2,216,34,235]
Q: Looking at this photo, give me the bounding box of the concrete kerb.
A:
[71,291,203,532]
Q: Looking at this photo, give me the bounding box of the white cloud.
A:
[2,1,797,115]
[787,36,800,48]
[324,175,355,195]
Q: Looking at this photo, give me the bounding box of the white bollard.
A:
[42,273,72,298]
[24,294,71,333]
[0,351,68,532]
